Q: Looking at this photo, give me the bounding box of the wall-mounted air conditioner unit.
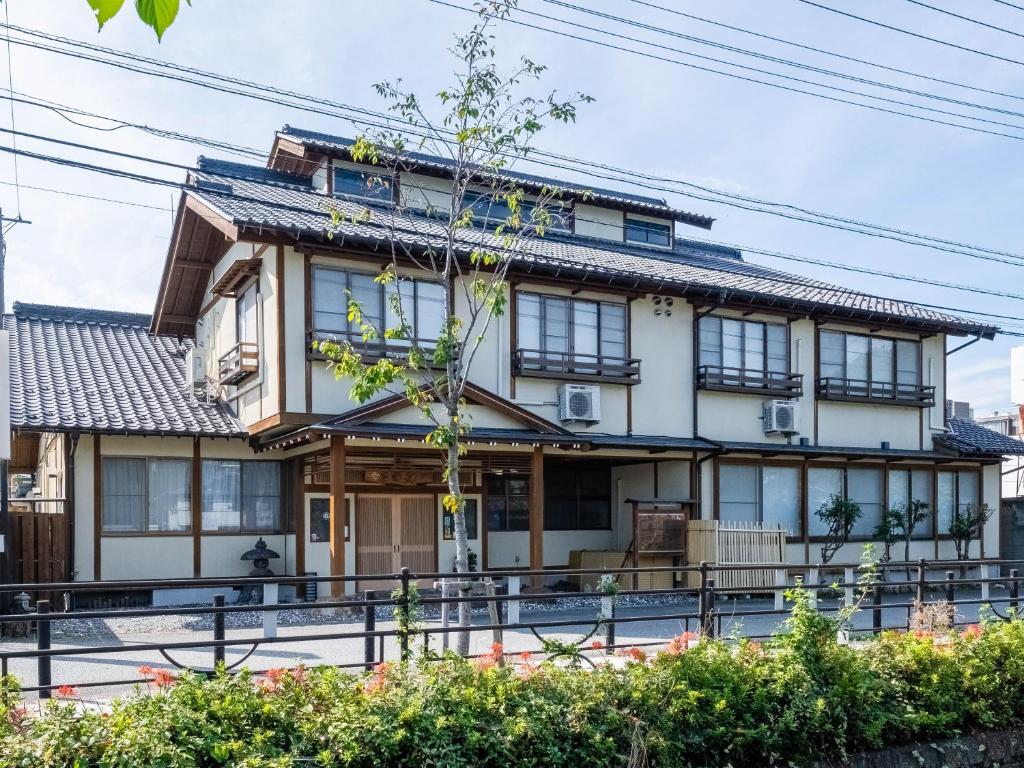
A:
[558,384,601,424]
[762,399,799,436]
[184,347,206,392]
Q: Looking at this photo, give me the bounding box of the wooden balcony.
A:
[695,365,802,397]
[218,341,259,385]
[513,348,641,385]
[816,377,935,407]
[308,329,459,365]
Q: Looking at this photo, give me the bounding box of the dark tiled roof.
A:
[275,126,715,228]
[936,418,1024,457]
[185,159,995,336]
[5,303,246,438]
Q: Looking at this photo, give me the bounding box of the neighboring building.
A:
[946,400,975,422]
[7,125,1024,595]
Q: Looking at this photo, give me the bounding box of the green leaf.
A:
[134,0,180,40]
[86,0,126,29]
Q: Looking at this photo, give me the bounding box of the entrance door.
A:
[356,494,436,590]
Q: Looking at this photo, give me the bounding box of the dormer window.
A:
[333,166,392,202]
[625,217,671,247]
[464,190,569,232]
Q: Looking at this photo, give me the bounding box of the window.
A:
[718,463,800,535]
[887,468,934,538]
[102,458,191,533]
[464,190,569,231]
[808,465,884,538]
[699,316,788,375]
[236,281,258,346]
[517,292,628,362]
[545,465,611,530]
[485,475,530,532]
[819,331,921,396]
[333,166,391,202]
[202,460,282,533]
[937,470,979,537]
[624,217,671,247]
[443,498,479,540]
[309,497,351,542]
[312,266,445,344]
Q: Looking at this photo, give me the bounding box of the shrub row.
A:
[2,600,1024,767]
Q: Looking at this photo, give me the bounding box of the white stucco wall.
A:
[573,203,622,240]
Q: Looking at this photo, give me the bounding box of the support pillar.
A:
[329,436,346,597]
[529,446,544,589]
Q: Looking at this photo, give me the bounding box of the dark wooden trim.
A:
[192,438,202,577]
[248,411,334,435]
[529,447,544,584]
[293,459,306,583]
[712,458,720,522]
[276,245,287,416]
[197,295,221,321]
[813,322,821,446]
[329,436,346,596]
[303,253,313,413]
[92,434,102,581]
[509,284,518,400]
[800,458,809,563]
[626,297,634,435]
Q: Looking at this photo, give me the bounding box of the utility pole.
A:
[0,206,9,598]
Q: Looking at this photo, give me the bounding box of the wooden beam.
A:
[92,434,102,581]
[529,446,544,588]
[329,435,346,597]
[192,438,202,578]
[276,245,287,416]
[184,195,238,240]
[293,459,306,592]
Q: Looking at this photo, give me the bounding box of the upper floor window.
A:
[464,190,569,232]
[718,463,800,535]
[514,292,638,383]
[102,457,191,534]
[312,266,445,347]
[219,280,260,385]
[202,460,282,533]
[333,166,391,202]
[818,331,931,406]
[697,316,799,396]
[625,217,671,247]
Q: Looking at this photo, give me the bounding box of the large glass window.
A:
[485,475,530,532]
[333,166,392,202]
[887,468,934,538]
[545,465,611,530]
[312,266,445,344]
[464,190,568,231]
[624,217,671,246]
[202,460,282,533]
[808,466,884,538]
[719,463,800,535]
[102,458,191,534]
[698,316,788,375]
[819,331,920,393]
[517,293,628,361]
[937,470,980,537]
[236,281,258,346]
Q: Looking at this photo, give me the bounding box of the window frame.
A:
[715,460,803,539]
[817,329,931,406]
[696,315,798,396]
[544,464,612,531]
[886,466,936,540]
[624,216,672,247]
[101,456,192,536]
[806,463,888,542]
[463,189,571,233]
[331,165,393,203]
[201,459,283,535]
[484,474,531,533]
[936,468,981,540]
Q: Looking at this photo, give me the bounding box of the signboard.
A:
[1012,345,1024,406]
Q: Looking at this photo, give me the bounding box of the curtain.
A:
[414,281,445,343]
[102,458,146,533]
[743,322,764,373]
[203,459,241,532]
[896,340,919,385]
[242,462,281,532]
[148,459,191,532]
[819,331,845,380]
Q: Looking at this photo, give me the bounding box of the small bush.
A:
[4,612,1024,767]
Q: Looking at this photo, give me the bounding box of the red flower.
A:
[963,624,984,638]
[55,685,77,699]
[625,647,647,662]
[153,670,177,689]
[265,668,286,683]
[490,642,504,657]
[518,651,533,663]
[664,631,699,656]
[137,665,154,678]
[590,640,605,651]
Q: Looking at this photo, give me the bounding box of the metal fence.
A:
[0,558,1021,700]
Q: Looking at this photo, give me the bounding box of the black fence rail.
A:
[0,558,1021,700]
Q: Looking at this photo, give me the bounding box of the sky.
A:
[0,0,1022,415]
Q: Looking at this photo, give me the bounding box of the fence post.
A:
[262,582,278,639]
[980,562,991,603]
[773,569,786,611]
[399,567,411,663]
[844,567,855,608]
[808,566,819,610]
[508,576,521,626]
[364,593,376,671]
[698,561,709,634]
[1010,569,1020,614]
[945,570,955,606]
[872,582,882,633]
[606,599,616,648]
[600,589,615,644]
[916,559,926,606]
[440,580,450,653]
[705,578,717,639]
[36,599,50,700]
[212,594,225,669]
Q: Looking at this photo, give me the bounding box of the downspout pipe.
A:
[693,435,725,521]
[66,432,80,581]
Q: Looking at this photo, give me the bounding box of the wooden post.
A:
[329,436,346,597]
[192,438,202,578]
[293,459,306,594]
[529,446,544,588]
[92,434,102,581]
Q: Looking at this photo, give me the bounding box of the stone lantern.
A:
[239,537,280,603]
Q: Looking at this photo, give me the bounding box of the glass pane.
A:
[236,285,258,346]
[384,280,415,342]
[543,296,569,354]
[870,339,894,396]
[464,498,479,540]
[846,335,870,381]
[312,267,348,333]
[414,281,446,343]
[579,499,611,529]
[508,496,531,531]
[936,471,955,535]
[699,316,722,367]
[888,470,909,511]
[719,464,759,524]
[309,498,331,542]
[847,468,883,537]
[600,304,627,359]
[762,466,800,535]
[896,340,919,385]
[911,469,934,537]
[242,462,281,532]
[819,331,845,380]
[485,497,507,531]
[766,324,788,374]
[349,273,382,335]
[957,471,979,518]
[624,218,671,246]
[334,166,390,200]
[573,301,599,357]
[744,321,765,373]
[102,458,146,533]
[517,294,541,351]
[722,318,743,369]
[545,497,576,530]
[808,467,843,537]
[148,459,191,532]
[202,459,241,532]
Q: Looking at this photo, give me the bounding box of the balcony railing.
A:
[513,348,641,385]
[695,365,803,397]
[308,329,459,365]
[217,341,259,385]
[817,377,935,407]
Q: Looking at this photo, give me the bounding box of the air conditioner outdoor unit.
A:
[762,399,800,436]
[184,347,206,391]
[558,383,601,424]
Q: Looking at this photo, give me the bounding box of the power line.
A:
[904,0,1024,40]
[6,23,1024,267]
[0,179,170,211]
[3,2,20,218]
[796,0,1024,68]
[542,0,1024,124]
[628,0,1024,103]
[991,0,1024,12]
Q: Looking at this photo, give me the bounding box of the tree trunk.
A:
[447,439,472,656]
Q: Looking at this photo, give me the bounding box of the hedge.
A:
[2,594,1024,767]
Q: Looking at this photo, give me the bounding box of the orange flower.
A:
[153,670,177,689]
[265,668,286,682]
[625,647,647,662]
[590,640,605,651]
[519,651,533,663]
[963,624,984,638]
[490,642,504,658]
[913,629,935,640]
[664,631,699,655]
[137,665,154,678]
[362,661,392,694]
[54,685,77,698]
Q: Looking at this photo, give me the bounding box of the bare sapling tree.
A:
[314,0,591,656]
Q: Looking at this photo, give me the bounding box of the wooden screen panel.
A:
[356,496,396,591]
[398,495,436,576]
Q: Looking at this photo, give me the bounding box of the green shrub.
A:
[4,613,1024,767]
